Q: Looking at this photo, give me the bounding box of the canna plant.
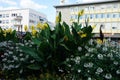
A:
[19,10,94,79]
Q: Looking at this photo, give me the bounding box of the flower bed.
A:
[0,11,120,80]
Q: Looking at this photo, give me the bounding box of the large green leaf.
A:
[63,22,72,40]
[32,38,41,45]
[27,64,41,70]
[19,46,42,62]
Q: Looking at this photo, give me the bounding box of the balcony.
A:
[14,16,22,21]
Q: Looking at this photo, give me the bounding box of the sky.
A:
[0,0,114,23]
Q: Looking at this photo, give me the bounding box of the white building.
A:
[54,0,120,38]
[0,8,47,32]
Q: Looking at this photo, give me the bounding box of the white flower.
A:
[30,60,35,63]
[20,58,24,61]
[105,73,112,79]
[102,47,108,52]
[15,47,19,49]
[10,47,14,50]
[8,51,13,54]
[116,70,120,74]
[78,69,81,73]
[85,53,90,56]
[15,65,20,68]
[66,58,69,61]
[113,61,118,65]
[25,55,29,59]
[20,69,23,74]
[29,45,32,47]
[4,53,8,56]
[78,46,82,51]
[2,58,7,61]
[68,64,71,67]
[19,53,23,57]
[84,62,93,68]
[107,53,113,58]
[88,77,91,80]
[97,54,103,60]
[9,65,14,68]
[25,43,29,46]
[75,56,80,61]
[1,55,4,58]
[96,67,103,73]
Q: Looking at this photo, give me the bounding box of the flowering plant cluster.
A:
[0,11,120,80]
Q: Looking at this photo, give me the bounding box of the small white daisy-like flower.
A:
[107,53,113,58]
[25,55,29,59]
[20,58,24,61]
[96,67,103,73]
[113,61,118,65]
[2,58,7,61]
[8,51,13,54]
[78,46,82,51]
[85,53,90,56]
[68,64,71,67]
[1,55,4,58]
[88,77,92,80]
[4,53,8,56]
[102,47,108,52]
[29,45,32,47]
[20,69,23,74]
[84,62,93,68]
[105,73,112,79]
[97,54,103,60]
[30,60,35,63]
[19,53,23,57]
[78,69,81,73]
[75,56,80,61]
[116,70,120,74]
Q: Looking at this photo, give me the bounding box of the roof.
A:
[54,0,120,8]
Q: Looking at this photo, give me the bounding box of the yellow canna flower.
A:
[36,22,42,29]
[6,28,12,34]
[24,25,28,31]
[92,25,96,29]
[31,25,35,30]
[43,23,48,29]
[32,29,37,37]
[81,33,87,38]
[64,35,68,41]
[78,9,84,17]
[55,16,60,23]
[97,39,103,44]
[3,33,6,37]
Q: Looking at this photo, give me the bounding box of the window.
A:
[3,20,5,24]
[95,14,98,18]
[85,14,88,19]
[0,14,2,18]
[3,14,5,18]
[107,13,110,18]
[0,20,2,24]
[6,20,9,24]
[6,14,9,17]
[112,27,117,29]
[11,13,17,17]
[90,14,94,19]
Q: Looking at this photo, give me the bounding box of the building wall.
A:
[55,1,120,35]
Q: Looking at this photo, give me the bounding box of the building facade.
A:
[54,1,120,38]
[0,8,47,32]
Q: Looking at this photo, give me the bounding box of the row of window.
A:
[70,4,120,12]
[0,13,21,18]
[71,13,120,19]
[0,20,9,24]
